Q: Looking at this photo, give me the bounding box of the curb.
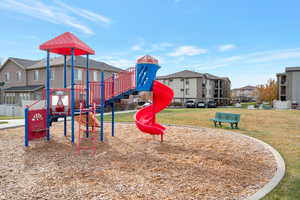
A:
[239,133,285,200]
[163,124,285,200]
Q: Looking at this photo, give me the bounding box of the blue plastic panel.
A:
[136,63,160,91]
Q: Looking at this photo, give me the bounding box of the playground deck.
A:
[0,122,276,199]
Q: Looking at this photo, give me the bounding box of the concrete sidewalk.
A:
[0,110,137,130]
[0,119,24,130]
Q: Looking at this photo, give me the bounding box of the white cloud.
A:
[150,42,173,52]
[168,46,208,57]
[95,56,135,68]
[218,44,236,52]
[131,45,143,51]
[195,48,300,70]
[0,0,112,35]
[53,0,111,24]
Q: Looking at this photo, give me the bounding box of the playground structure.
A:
[24,32,174,150]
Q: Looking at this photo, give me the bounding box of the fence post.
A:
[24,107,29,147]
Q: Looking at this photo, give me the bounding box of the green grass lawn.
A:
[241,102,257,109]
[0,121,8,124]
[0,116,23,120]
[104,108,300,200]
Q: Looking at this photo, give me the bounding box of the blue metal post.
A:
[46,50,50,141]
[111,102,115,137]
[111,73,115,137]
[100,71,105,141]
[63,55,67,137]
[71,48,75,144]
[85,54,89,138]
[24,107,29,147]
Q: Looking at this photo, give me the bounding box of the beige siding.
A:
[158,78,198,100]
[26,65,115,88]
[0,60,26,88]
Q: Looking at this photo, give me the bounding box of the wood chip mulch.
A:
[0,122,277,200]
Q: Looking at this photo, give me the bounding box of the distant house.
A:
[157,70,231,105]
[277,67,300,103]
[0,56,122,105]
[231,85,257,102]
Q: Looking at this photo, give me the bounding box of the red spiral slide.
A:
[135,80,174,136]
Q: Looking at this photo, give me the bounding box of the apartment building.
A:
[157,70,231,105]
[0,56,122,105]
[277,67,300,103]
[231,85,257,102]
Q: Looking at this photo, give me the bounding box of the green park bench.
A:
[210,112,240,129]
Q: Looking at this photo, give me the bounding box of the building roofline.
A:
[286,67,300,72]
[0,58,25,71]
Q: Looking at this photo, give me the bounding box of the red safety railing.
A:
[89,67,136,105]
[42,67,136,108]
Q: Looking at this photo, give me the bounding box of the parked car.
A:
[137,101,151,109]
[207,101,217,108]
[185,100,196,108]
[196,101,206,108]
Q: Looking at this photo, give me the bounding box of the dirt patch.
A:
[0,123,276,200]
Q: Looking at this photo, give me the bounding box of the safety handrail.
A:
[26,99,42,110]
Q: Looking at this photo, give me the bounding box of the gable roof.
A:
[156,70,230,81]
[40,32,95,56]
[0,57,40,71]
[204,73,220,79]
[28,56,122,72]
[157,70,204,79]
[232,85,256,91]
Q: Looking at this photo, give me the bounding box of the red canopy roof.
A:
[39,32,95,56]
[137,55,158,64]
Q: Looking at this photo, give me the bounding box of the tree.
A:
[256,79,278,104]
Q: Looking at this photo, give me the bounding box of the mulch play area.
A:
[0,123,276,199]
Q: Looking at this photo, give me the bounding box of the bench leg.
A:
[214,121,217,127]
[218,122,222,127]
[230,123,234,129]
[235,123,239,129]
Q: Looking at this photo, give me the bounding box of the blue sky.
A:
[1,0,300,88]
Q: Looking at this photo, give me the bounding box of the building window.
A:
[51,70,55,80]
[4,72,10,82]
[180,88,184,92]
[21,93,29,101]
[34,70,39,81]
[75,69,83,81]
[186,88,190,95]
[5,93,16,104]
[93,71,98,81]
[186,80,189,85]
[16,71,21,81]
[181,79,184,82]
[169,79,173,82]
